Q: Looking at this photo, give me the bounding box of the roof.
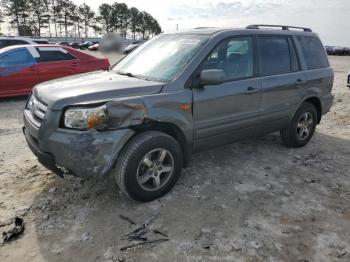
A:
[0,44,67,55]
[173,25,316,37]
[0,36,48,41]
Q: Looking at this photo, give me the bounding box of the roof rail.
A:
[193,27,217,29]
[246,24,312,32]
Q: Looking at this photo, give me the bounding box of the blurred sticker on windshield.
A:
[179,39,201,45]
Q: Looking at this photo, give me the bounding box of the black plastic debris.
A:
[2,217,25,243]
[119,213,169,251]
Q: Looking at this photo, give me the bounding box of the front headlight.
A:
[64,105,108,130]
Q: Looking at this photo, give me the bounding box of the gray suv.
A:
[23,25,334,201]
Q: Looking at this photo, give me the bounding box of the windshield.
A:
[113,34,209,82]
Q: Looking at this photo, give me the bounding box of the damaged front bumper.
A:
[23,112,135,178]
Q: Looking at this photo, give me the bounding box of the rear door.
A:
[0,47,39,97]
[257,35,303,134]
[192,36,260,150]
[35,47,79,82]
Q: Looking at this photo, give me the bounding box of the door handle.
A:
[244,86,259,95]
[72,62,78,67]
[29,65,36,71]
[295,79,306,86]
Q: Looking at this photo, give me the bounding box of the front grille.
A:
[25,95,47,128]
[348,75,350,84]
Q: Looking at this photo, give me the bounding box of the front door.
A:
[192,36,260,150]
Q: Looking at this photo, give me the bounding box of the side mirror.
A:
[200,69,225,86]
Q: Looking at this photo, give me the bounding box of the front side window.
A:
[296,36,329,70]
[202,37,254,80]
[113,34,209,82]
[258,36,291,75]
[0,48,36,67]
[36,48,76,63]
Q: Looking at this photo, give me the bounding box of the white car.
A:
[0,37,49,49]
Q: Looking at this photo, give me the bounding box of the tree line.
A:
[0,0,162,39]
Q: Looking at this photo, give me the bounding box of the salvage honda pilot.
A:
[23,25,334,201]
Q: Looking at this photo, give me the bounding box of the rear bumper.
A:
[321,94,334,115]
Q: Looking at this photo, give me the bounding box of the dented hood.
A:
[33,71,164,110]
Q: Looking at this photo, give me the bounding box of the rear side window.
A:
[36,49,76,63]
[0,48,36,67]
[258,36,291,75]
[296,36,329,69]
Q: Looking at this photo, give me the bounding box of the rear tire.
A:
[280,102,317,148]
[115,131,183,202]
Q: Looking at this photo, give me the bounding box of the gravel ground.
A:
[0,54,349,262]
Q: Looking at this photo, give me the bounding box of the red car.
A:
[0,45,110,98]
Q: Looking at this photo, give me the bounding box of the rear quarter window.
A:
[296,36,329,70]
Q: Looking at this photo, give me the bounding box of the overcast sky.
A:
[75,0,349,45]
[10,0,339,46]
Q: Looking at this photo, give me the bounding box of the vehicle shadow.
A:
[30,131,350,261]
[0,95,29,103]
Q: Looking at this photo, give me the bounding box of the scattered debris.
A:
[283,190,292,196]
[120,238,169,251]
[80,232,92,241]
[337,251,347,258]
[153,229,168,238]
[48,187,57,193]
[119,214,170,251]
[2,217,25,243]
[16,205,31,216]
[119,214,136,225]
[122,214,159,240]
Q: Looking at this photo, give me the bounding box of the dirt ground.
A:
[0,55,349,262]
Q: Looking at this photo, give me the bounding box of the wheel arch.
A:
[296,87,323,124]
[303,96,322,124]
[129,121,192,167]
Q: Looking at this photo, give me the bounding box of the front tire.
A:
[115,131,183,202]
[280,102,317,148]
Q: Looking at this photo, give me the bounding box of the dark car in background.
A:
[79,41,98,50]
[325,46,350,56]
[69,42,81,49]
[56,41,70,46]
[123,40,144,54]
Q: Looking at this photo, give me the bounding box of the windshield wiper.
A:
[116,71,136,77]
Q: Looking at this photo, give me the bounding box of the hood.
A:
[33,70,164,110]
